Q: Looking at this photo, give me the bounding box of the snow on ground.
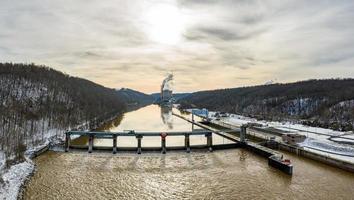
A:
[225,114,261,126]
[300,138,354,157]
[195,109,354,163]
[220,113,346,138]
[0,127,66,200]
[0,115,108,199]
[338,134,354,139]
[331,136,354,144]
[273,122,345,137]
[0,159,34,200]
[22,128,64,159]
[329,133,354,145]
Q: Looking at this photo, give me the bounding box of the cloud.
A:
[185,26,265,41]
[1,0,354,92]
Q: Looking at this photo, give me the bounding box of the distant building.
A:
[161,89,172,102]
[282,133,306,145]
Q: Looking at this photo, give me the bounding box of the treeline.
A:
[178,79,354,131]
[0,63,126,166]
[117,88,154,106]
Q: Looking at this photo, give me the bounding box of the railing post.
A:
[113,134,117,154]
[65,132,70,152]
[185,133,190,153]
[161,133,167,154]
[206,132,213,152]
[136,134,142,154]
[88,134,94,153]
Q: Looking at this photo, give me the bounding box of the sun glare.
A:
[143,4,185,45]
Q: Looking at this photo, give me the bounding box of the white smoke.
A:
[264,78,278,85]
[162,73,173,91]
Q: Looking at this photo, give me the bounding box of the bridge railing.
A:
[67,130,212,137]
[65,130,213,154]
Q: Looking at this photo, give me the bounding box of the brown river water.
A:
[23,105,354,199]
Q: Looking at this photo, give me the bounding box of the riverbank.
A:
[20,104,354,199]
[0,157,34,200]
[0,133,68,200]
[0,136,56,200]
[0,109,129,200]
[185,108,354,172]
[22,149,354,200]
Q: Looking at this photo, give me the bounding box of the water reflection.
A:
[88,105,177,132]
[107,104,194,132]
[96,115,124,131]
[24,150,354,200]
[160,105,173,130]
[238,149,248,161]
[71,104,233,147]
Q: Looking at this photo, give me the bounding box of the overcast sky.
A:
[1,0,354,93]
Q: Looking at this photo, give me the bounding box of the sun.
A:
[143,4,185,45]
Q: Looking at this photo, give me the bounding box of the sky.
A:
[1,0,354,93]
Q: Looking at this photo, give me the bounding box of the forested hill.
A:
[0,63,133,165]
[151,93,191,103]
[117,88,154,106]
[178,79,354,131]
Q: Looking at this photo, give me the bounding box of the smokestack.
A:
[161,73,173,91]
[161,73,173,102]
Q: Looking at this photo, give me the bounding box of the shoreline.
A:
[0,157,34,200]
[14,104,150,200]
[184,108,354,173]
[0,108,131,200]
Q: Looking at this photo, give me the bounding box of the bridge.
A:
[64,130,239,154]
[63,113,293,175]
[172,112,294,175]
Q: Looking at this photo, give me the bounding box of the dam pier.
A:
[64,130,218,154]
[64,113,293,175]
[172,112,294,175]
[24,104,354,200]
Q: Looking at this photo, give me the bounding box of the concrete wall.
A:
[212,119,354,173]
[279,143,354,173]
[245,143,274,158]
[29,144,50,159]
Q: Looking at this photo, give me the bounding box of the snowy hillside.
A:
[0,63,129,199]
[179,79,354,131]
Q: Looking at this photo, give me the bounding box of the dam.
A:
[23,105,354,199]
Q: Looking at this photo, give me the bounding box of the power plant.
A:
[160,73,173,103]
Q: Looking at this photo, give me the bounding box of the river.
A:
[71,105,233,147]
[23,105,354,199]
